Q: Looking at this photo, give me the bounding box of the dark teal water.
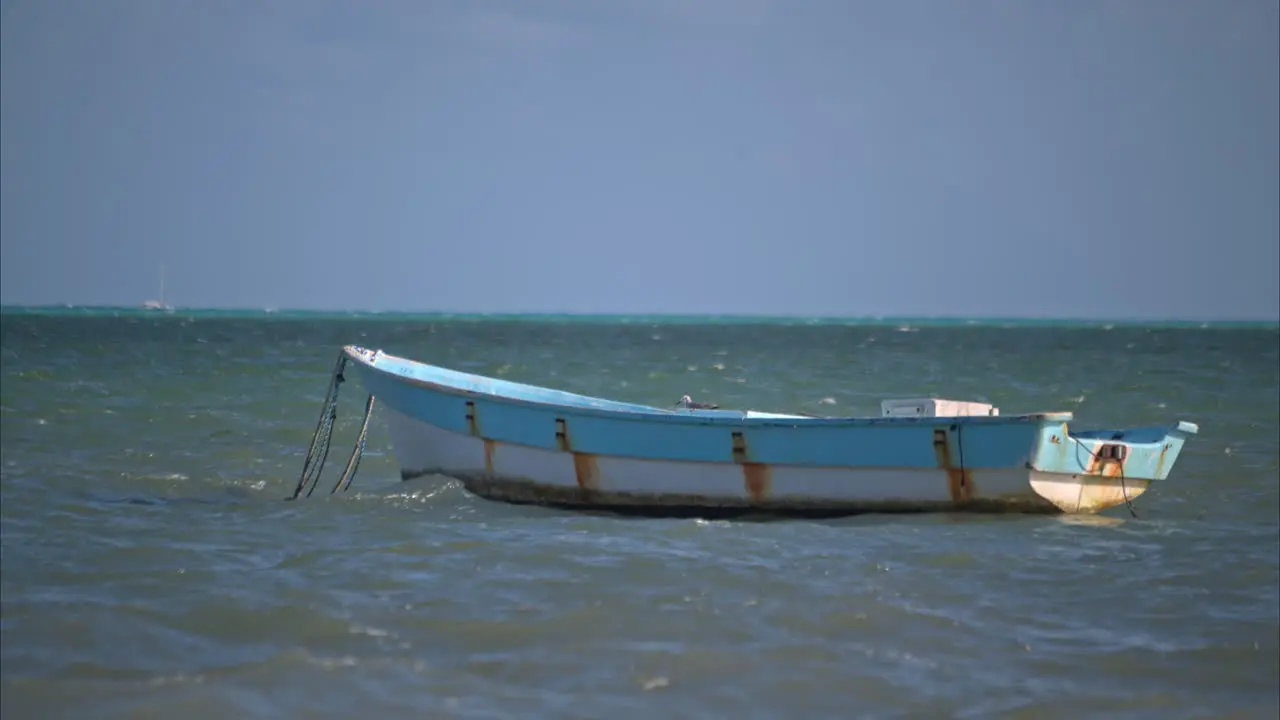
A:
[2,311,1278,719]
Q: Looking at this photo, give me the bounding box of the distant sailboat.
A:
[143,263,174,311]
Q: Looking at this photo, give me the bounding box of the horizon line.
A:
[1,303,1277,326]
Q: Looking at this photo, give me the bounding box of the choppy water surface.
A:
[2,312,1277,718]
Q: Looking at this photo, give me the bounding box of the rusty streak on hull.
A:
[932,428,974,504]
[731,431,773,503]
[1084,449,1125,477]
[743,462,771,501]
[483,438,496,476]
[572,452,600,490]
[551,417,600,491]
[1154,442,1171,478]
[1075,477,1148,513]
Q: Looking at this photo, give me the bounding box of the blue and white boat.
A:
[334,345,1198,516]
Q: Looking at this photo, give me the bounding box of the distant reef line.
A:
[1,305,1276,329]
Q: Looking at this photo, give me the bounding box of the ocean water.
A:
[1,310,1277,719]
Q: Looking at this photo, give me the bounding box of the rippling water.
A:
[2,312,1277,718]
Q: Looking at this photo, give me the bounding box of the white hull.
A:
[382,406,1148,515]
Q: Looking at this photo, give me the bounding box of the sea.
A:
[1,308,1277,719]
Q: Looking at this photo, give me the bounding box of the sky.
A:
[1,0,1277,320]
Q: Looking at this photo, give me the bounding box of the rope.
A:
[1120,464,1136,518]
[1073,439,1137,518]
[302,405,338,498]
[288,352,347,501]
[331,394,376,495]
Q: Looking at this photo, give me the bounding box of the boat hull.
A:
[383,404,1141,515]
[343,345,1195,517]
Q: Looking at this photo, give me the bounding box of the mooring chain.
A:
[288,351,377,500]
[305,354,347,471]
[331,395,377,495]
[301,402,339,498]
[289,353,346,500]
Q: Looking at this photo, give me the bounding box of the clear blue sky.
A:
[2,0,1277,320]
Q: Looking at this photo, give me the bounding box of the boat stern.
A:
[1027,418,1199,513]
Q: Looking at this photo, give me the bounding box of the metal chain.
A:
[288,351,378,500]
[288,352,347,501]
[332,395,377,495]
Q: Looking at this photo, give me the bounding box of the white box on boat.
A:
[880,398,1000,418]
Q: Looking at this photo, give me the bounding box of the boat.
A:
[142,262,174,312]
[316,344,1198,517]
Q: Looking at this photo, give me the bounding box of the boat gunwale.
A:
[343,345,1082,429]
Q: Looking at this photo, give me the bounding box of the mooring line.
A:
[289,353,345,500]
[1072,439,1138,519]
[288,351,379,500]
[302,404,339,498]
[285,348,373,497]
[331,394,376,495]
